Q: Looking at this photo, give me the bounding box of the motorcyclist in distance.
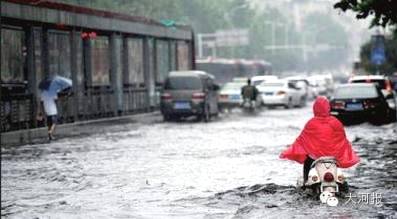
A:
[241,79,259,109]
[279,96,360,184]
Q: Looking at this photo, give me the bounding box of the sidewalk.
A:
[1,112,161,147]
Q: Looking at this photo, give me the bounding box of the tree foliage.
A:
[334,0,397,75]
[334,0,397,27]
[360,37,397,75]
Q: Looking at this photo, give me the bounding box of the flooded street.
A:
[2,104,397,218]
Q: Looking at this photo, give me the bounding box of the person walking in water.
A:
[37,89,58,140]
[37,75,72,141]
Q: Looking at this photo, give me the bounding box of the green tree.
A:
[334,0,397,27]
[360,36,397,75]
[334,0,397,75]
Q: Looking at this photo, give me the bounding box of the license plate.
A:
[346,103,363,111]
[265,92,273,96]
[229,95,240,100]
[174,102,191,109]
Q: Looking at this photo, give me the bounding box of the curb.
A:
[1,111,161,147]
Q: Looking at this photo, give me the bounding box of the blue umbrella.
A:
[39,75,73,97]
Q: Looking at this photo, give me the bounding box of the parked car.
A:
[219,81,263,111]
[257,79,305,108]
[307,74,334,97]
[160,71,219,122]
[284,76,313,101]
[349,75,396,116]
[330,83,395,125]
[251,75,278,86]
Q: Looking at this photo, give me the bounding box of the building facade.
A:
[1,0,195,132]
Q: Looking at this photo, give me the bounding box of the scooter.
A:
[241,98,256,113]
[304,156,349,206]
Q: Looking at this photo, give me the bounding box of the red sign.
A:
[81,31,97,39]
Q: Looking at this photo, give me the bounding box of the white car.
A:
[349,75,395,99]
[219,81,263,110]
[307,74,334,97]
[257,79,305,108]
[218,82,246,109]
[251,75,278,86]
[284,76,314,101]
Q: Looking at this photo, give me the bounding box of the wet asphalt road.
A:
[1,103,397,219]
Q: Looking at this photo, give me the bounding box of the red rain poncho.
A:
[279,97,360,168]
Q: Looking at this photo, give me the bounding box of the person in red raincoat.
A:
[280,96,360,183]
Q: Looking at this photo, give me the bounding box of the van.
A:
[160,71,220,122]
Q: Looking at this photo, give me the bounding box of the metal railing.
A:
[122,86,149,114]
[1,93,34,132]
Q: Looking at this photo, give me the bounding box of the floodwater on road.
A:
[1,104,397,218]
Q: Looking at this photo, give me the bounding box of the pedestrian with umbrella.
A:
[37,75,72,140]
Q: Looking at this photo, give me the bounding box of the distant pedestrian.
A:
[37,75,72,141]
[37,89,58,140]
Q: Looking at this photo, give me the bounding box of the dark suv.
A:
[160,71,219,122]
[330,83,395,125]
[349,75,396,122]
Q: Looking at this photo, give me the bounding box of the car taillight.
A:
[331,101,345,109]
[277,91,286,95]
[323,172,334,182]
[192,92,205,100]
[363,100,377,109]
[161,93,172,100]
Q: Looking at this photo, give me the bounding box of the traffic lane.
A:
[1,105,396,218]
[0,107,310,218]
